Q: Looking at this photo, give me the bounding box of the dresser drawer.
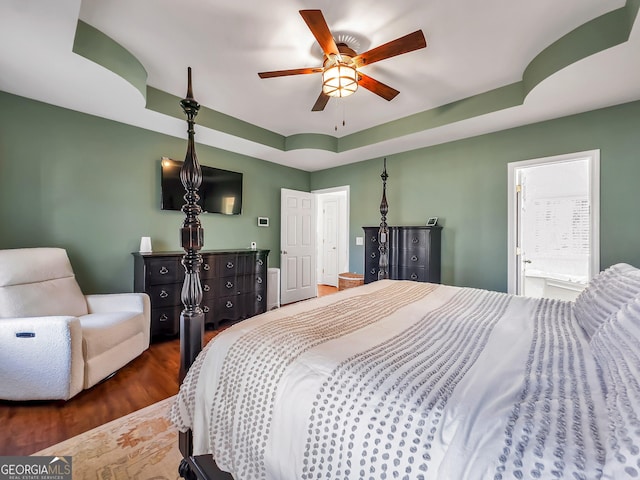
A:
[214,294,248,322]
[146,257,184,285]
[217,254,247,277]
[394,249,430,268]
[209,275,246,296]
[149,284,182,307]
[252,253,268,274]
[396,266,428,282]
[150,306,180,336]
[201,297,215,326]
[365,260,379,279]
[200,257,216,279]
[252,290,267,314]
[250,273,266,293]
[395,228,428,249]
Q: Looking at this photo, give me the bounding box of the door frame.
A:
[507,149,600,295]
[312,185,350,287]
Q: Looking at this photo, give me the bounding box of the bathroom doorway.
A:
[507,150,600,300]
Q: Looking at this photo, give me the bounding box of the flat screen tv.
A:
[161,158,243,215]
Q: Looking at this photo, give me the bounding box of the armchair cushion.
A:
[0,248,88,318]
[80,311,147,387]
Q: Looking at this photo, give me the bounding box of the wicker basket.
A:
[338,272,364,291]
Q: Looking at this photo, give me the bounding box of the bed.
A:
[170,70,640,479]
[171,265,640,479]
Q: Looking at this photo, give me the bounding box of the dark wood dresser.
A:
[363,226,441,284]
[133,249,269,338]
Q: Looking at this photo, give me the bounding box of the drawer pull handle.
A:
[411,255,418,262]
[257,294,263,302]
[203,306,210,313]
[371,237,377,243]
[159,290,169,298]
[257,277,263,284]
[370,268,376,274]
[226,281,234,289]
[226,261,234,269]
[370,253,376,258]
[159,314,168,322]
[257,259,264,266]
[203,263,211,271]
[412,237,419,244]
[226,300,233,308]
[203,284,210,292]
[159,266,169,275]
[410,273,418,280]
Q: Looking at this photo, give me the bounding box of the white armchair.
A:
[0,247,150,400]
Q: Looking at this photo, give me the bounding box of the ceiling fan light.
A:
[322,63,358,98]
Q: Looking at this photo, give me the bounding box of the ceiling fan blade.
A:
[311,92,330,111]
[357,73,400,101]
[258,67,323,79]
[353,30,426,67]
[299,10,339,56]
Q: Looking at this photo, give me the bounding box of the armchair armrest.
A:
[0,316,83,400]
[85,292,150,314]
[85,292,151,348]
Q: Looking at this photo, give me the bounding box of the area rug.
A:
[33,396,182,480]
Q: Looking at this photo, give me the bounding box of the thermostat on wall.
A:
[258,217,269,227]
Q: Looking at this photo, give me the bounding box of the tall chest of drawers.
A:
[363,226,441,284]
[133,249,269,338]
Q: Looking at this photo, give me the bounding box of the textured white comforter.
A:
[171,279,614,479]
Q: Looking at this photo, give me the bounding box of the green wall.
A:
[0,91,309,294]
[2,90,639,296]
[311,100,640,292]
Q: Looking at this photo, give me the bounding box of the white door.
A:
[508,150,600,300]
[320,195,339,286]
[314,186,350,287]
[280,188,317,304]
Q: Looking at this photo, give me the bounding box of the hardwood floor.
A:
[0,285,339,456]
[317,283,338,297]
[0,328,220,456]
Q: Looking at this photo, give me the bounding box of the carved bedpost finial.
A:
[378,158,389,280]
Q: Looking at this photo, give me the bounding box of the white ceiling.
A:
[1,0,639,171]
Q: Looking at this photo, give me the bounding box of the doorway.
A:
[507,150,600,300]
[279,186,349,305]
[314,186,350,288]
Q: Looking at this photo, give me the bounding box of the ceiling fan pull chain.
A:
[335,103,347,131]
[342,102,347,128]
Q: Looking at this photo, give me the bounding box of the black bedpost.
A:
[378,158,389,280]
[178,66,205,383]
[178,67,204,480]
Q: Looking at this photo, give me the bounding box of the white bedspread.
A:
[171,279,613,479]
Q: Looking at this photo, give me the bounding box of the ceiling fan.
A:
[258,10,427,111]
